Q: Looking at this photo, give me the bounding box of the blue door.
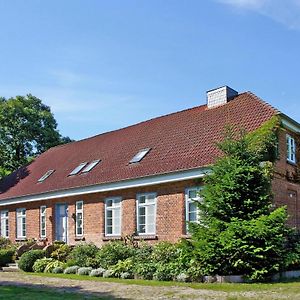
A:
[55,203,68,243]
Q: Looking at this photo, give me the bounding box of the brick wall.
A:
[1,179,203,246]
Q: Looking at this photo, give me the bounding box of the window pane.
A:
[76,202,83,210]
[139,196,146,204]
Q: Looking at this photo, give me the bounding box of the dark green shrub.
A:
[51,244,71,262]
[96,241,134,268]
[68,243,98,267]
[33,258,53,273]
[133,243,152,263]
[18,249,45,272]
[0,249,15,267]
[151,242,178,264]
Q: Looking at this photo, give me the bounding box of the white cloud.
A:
[218,0,300,30]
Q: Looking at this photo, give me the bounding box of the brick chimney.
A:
[207,86,238,109]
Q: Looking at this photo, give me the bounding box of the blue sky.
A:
[1,0,300,140]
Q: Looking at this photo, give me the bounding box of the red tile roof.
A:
[0,92,278,201]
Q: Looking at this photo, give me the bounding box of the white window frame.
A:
[40,206,46,238]
[185,187,203,233]
[16,208,26,239]
[0,210,9,238]
[75,201,84,236]
[287,134,297,164]
[136,192,157,235]
[105,197,122,236]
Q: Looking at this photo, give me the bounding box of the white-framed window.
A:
[75,201,84,236]
[105,197,121,236]
[16,208,26,239]
[0,210,9,238]
[40,206,46,238]
[185,187,202,232]
[287,134,296,164]
[136,193,156,235]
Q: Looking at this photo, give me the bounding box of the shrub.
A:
[33,258,53,273]
[18,249,45,272]
[111,258,134,278]
[52,267,64,274]
[176,273,189,282]
[153,263,176,281]
[96,241,134,269]
[64,266,80,274]
[151,242,178,264]
[120,272,133,279]
[77,267,92,275]
[90,268,106,277]
[0,249,15,267]
[133,243,152,263]
[68,243,98,267]
[103,269,114,278]
[134,262,156,280]
[51,244,71,262]
[0,237,13,249]
[44,260,65,273]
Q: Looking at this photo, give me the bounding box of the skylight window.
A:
[38,170,55,182]
[69,162,87,176]
[81,160,101,173]
[129,148,151,164]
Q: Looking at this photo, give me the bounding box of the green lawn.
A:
[0,285,111,300]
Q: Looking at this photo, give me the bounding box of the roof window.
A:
[81,160,101,173]
[69,162,87,176]
[129,148,151,164]
[38,170,55,182]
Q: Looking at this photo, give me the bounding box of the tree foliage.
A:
[190,117,299,281]
[0,94,72,176]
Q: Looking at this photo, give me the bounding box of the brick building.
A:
[0,86,299,246]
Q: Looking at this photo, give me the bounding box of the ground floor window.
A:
[16,208,26,239]
[40,206,46,238]
[0,210,9,238]
[75,201,84,236]
[105,197,121,236]
[136,193,156,235]
[185,187,202,233]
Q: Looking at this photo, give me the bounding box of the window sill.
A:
[134,235,157,240]
[38,237,48,242]
[102,236,122,241]
[15,238,27,242]
[287,160,297,166]
[181,234,192,239]
[74,236,85,241]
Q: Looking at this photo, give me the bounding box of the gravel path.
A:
[0,272,291,300]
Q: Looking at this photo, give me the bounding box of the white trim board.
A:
[281,114,300,134]
[0,167,210,206]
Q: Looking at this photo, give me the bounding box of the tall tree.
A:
[0,94,72,174]
[190,117,299,281]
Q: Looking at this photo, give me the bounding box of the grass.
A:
[0,285,112,300]
[30,272,300,293]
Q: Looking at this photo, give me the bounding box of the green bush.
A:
[153,263,176,281]
[51,244,71,262]
[0,249,15,267]
[0,237,13,250]
[111,258,134,278]
[151,242,178,264]
[33,258,53,273]
[44,260,65,273]
[134,262,156,280]
[68,243,98,267]
[133,243,152,263]
[96,241,134,269]
[18,250,45,272]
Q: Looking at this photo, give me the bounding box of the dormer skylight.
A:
[81,160,101,173]
[129,148,151,164]
[38,169,55,182]
[69,162,87,176]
